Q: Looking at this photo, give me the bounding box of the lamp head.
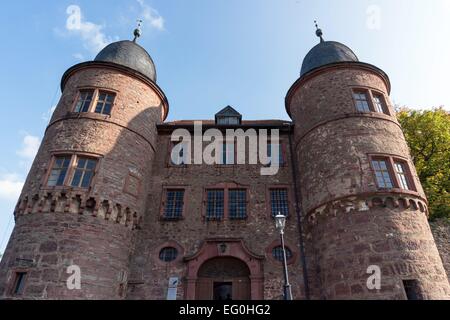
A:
[275,214,286,233]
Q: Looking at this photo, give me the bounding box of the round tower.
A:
[286,31,450,299]
[0,35,168,299]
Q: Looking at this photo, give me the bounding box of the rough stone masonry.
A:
[0,35,448,300]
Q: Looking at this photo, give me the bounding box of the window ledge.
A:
[160,217,184,222]
[40,186,90,193]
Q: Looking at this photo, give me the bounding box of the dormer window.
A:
[217,116,239,125]
[215,106,242,125]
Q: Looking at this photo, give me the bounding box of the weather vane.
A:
[314,20,324,43]
[133,19,143,42]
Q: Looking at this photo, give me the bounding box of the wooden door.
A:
[196,278,212,300]
[232,277,251,300]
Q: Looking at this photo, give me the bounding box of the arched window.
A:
[159,247,178,262]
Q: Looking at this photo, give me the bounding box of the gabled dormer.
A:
[215,106,242,125]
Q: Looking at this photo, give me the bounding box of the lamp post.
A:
[275,213,293,300]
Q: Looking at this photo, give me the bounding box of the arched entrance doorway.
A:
[196,257,250,300]
[184,239,264,300]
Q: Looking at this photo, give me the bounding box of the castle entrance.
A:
[184,239,264,300]
[195,257,250,300]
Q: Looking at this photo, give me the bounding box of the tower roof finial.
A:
[133,19,143,43]
[314,20,324,43]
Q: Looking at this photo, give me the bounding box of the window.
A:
[219,143,235,165]
[373,94,388,115]
[94,91,115,115]
[353,91,371,112]
[403,280,423,300]
[71,158,97,188]
[206,189,225,220]
[159,247,178,262]
[394,161,411,190]
[267,143,283,165]
[46,154,98,189]
[272,246,293,262]
[217,116,239,125]
[73,89,115,115]
[270,188,289,217]
[12,272,27,295]
[164,190,185,219]
[370,156,416,191]
[229,189,247,219]
[371,159,394,189]
[74,90,94,113]
[204,185,248,221]
[47,156,71,187]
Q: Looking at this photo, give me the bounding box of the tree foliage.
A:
[397,107,450,221]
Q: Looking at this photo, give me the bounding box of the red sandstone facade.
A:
[0,35,448,300]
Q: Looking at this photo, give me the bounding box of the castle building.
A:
[0,27,449,300]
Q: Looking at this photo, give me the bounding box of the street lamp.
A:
[275,213,293,300]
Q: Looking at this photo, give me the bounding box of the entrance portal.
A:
[213,282,232,300]
[196,257,250,300]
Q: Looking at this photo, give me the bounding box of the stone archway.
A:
[196,257,250,300]
[184,239,264,300]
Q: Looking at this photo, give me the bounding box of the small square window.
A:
[164,190,185,219]
[206,189,224,220]
[71,157,97,188]
[373,94,389,115]
[353,91,371,112]
[47,156,71,187]
[229,189,247,219]
[94,92,115,115]
[394,161,411,190]
[371,159,394,189]
[270,189,289,217]
[74,90,94,113]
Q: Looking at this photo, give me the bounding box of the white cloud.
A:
[64,5,113,53]
[17,135,41,160]
[41,105,57,123]
[73,53,85,61]
[137,0,165,31]
[0,173,24,201]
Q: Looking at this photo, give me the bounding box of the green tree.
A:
[397,107,450,221]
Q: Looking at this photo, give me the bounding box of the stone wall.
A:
[126,132,308,300]
[287,65,450,299]
[430,219,450,281]
[0,64,165,299]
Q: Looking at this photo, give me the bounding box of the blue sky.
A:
[0,0,449,254]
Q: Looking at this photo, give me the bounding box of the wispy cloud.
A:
[73,53,85,61]
[0,134,41,200]
[63,4,113,54]
[137,0,165,31]
[0,173,24,201]
[17,135,41,160]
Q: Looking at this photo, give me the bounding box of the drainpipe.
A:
[288,127,311,300]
